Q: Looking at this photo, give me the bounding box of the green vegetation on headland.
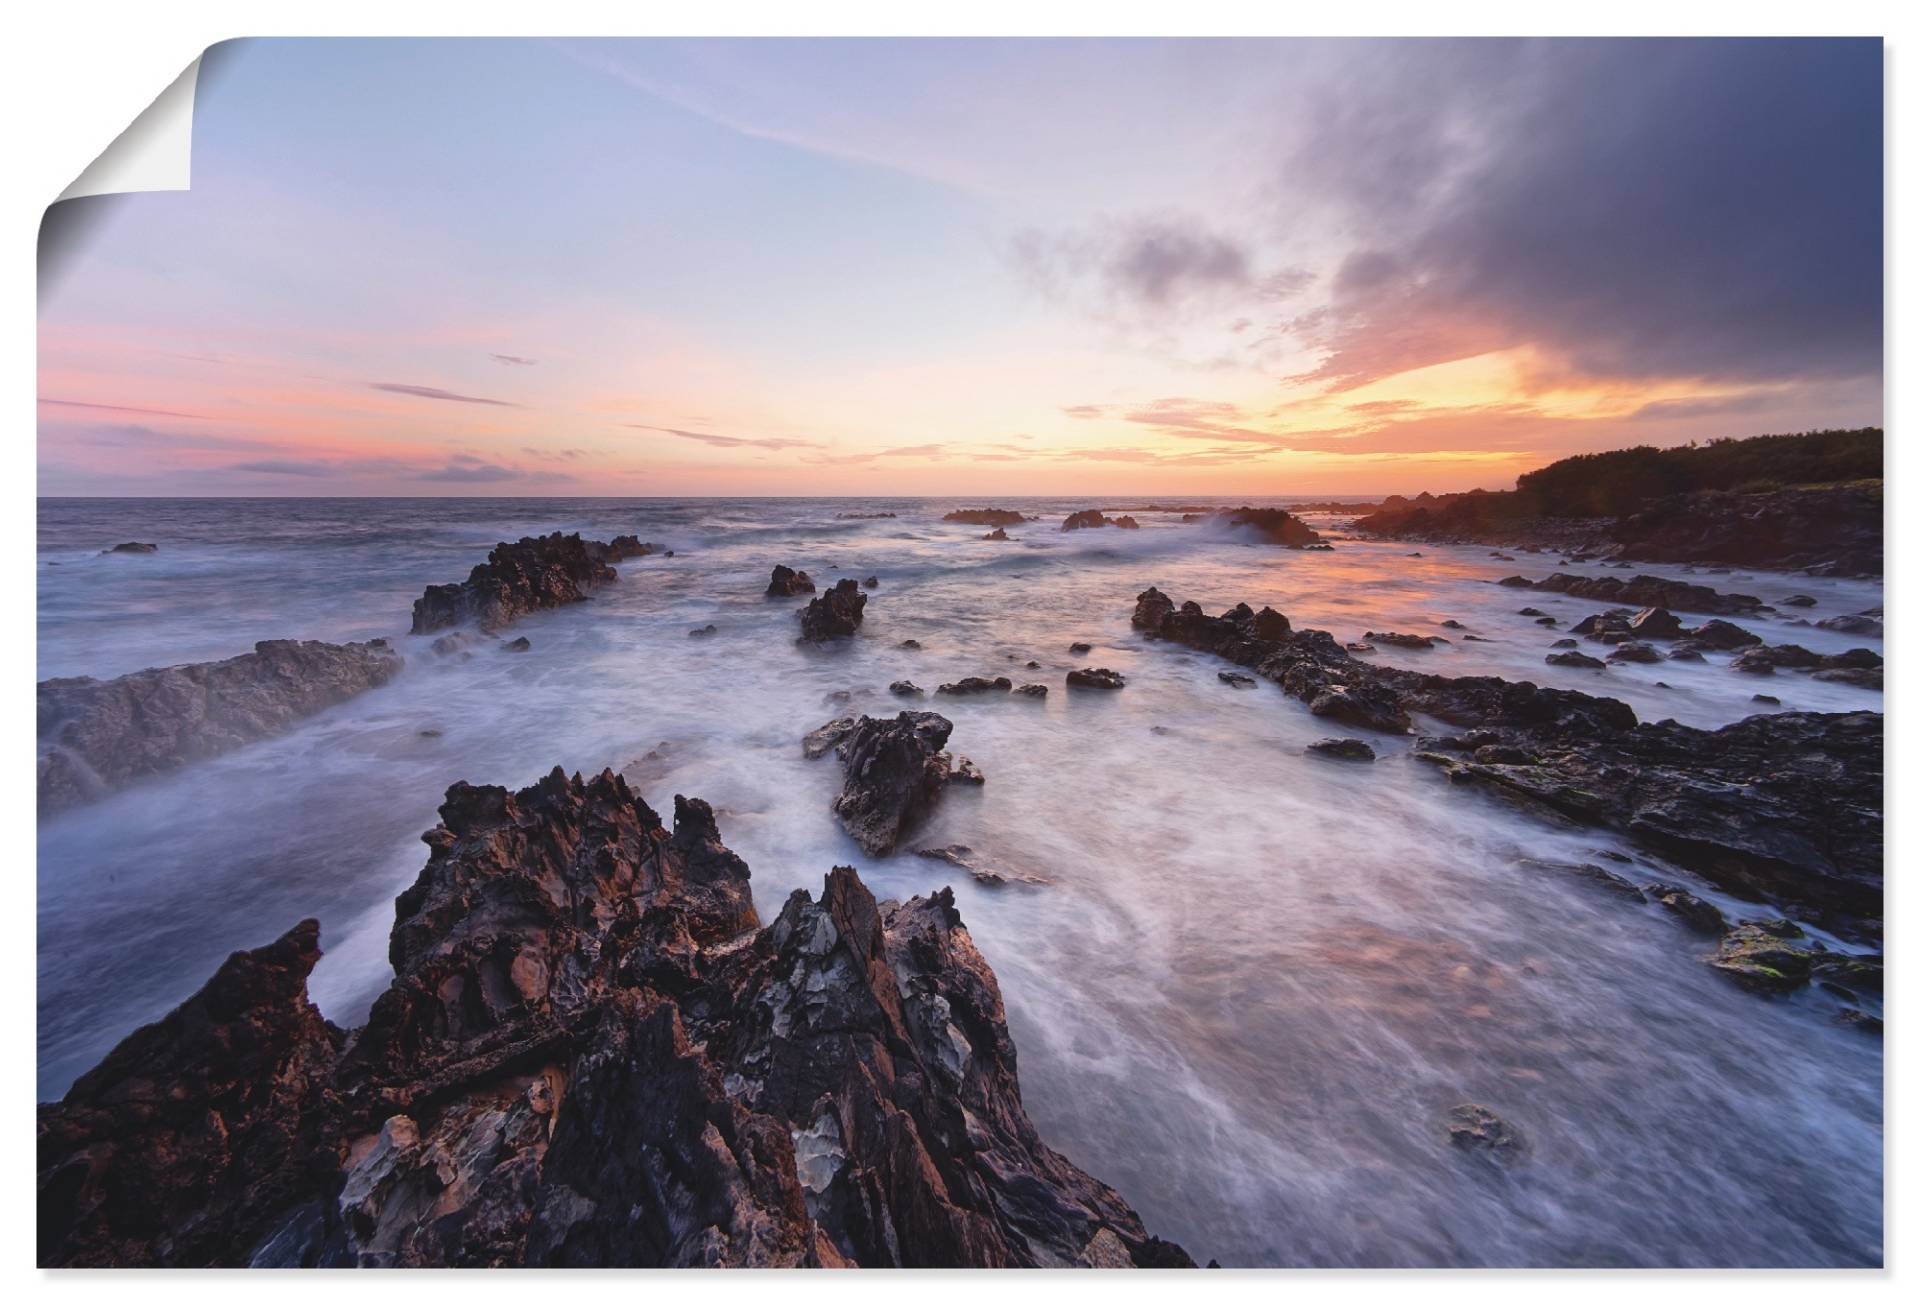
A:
[1508,428,1882,518]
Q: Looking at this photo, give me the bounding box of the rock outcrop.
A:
[797,579,867,643]
[942,509,1031,526]
[1497,572,1765,616]
[101,541,158,555]
[38,639,404,815]
[1215,507,1323,548]
[39,767,1188,1268]
[825,712,957,855]
[1614,484,1882,577]
[1131,586,1882,942]
[767,565,816,597]
[411,533,653,634]
[1061,511,1139,531]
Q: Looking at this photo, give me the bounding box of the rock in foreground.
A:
[38,639,404,815]
[38,767,1189,1269]
[410,533,653,634]
[798,578,867,642]
[827,711,957,854]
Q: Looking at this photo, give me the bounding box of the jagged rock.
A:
[1066,668,1126,690]
[829,712,956,855]
[767,565,816,597]
[862,576,879,589]
[802,716,858,759]
[982,527,1009,540]
[1444,1105,1526,1162]
[1497,572,1765,615]
[1130,586,1882,941]
[412,533,651,634]
[1060,510,1138,531]
[1013,684,1048,698]
[950,756,986,785]
[798,580,867,643]
[1307,738,1375,762]
[688,624,718,638]
[937,677,1012,696]
[38,639,404,815]
[889,680,924,697]
[101,541,158,555]
[942,508,1030,526]
[41,768,1189,1267]
[1676,619,1763,651]
[1628,607,1684,639]
[1614,484,1881,577]
[1218,671,1258,688]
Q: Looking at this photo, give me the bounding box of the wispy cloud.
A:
[39,398,209,420]
[416,460,522,483]
[627,422,822,451]
[490,353,538,366]
[369,382,522,407]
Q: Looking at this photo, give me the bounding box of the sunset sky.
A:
[38,37,1883,497]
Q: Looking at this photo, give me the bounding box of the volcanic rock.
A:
[1215,507,1323,548]
[942,508,1030,526]
[101,541,158,555]
[411,533,652,634]
[828,712,956,855]
[936,677,1012,696]
[797,579,867,643]
[766,565,816,597]
[1066,668,1126,690]
[1307,738,1376,762]
[1497,572,1765,616]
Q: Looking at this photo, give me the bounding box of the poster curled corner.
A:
[56,55,203,203]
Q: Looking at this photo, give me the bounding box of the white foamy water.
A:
[36,497,1883,1266]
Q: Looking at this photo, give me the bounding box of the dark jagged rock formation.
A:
[411,533,653,634]
[797,579,867,643]
[837,511,897,519]
[1131,586,1882,942]
[1066,668,1126,690]
[942,508,1031,526]
[1061,510,1139,531]
[38,639,404,816]
[1615,484,1882,577]
[1366,631,1441,649]
[1497,571,1765,616]
[39,768,1187,1268]
[937,676,1012,696]
[1215,507,1323,548]
[1307,738,1375,762]
[982,527,1010,540]
[100,541,158,555]
[825,712,957,855]
[767,565,816,597]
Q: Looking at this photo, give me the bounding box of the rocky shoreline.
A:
[38,767,1193,1268]
[411,532,655,634]
[1131,587,1883,949]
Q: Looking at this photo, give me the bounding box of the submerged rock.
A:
[1060,510,1138,531]
[936,676,1012,696]
[942,508,1030,526]
[411,533,652,634]
[1307,738,1375,762]
[39,769,1188,1267]
[982,527,1010,540]
[38,639,404,815]
[766,564,816,597]
[1497,572,1765,616]
[500,636,532,653]
[889,680,924,697]
[1218,671,1258,689]
[797,579,867,643]
[1709,920,1816,993]
[802,715,858,759]
[1066,667,1126,690]
[1013,683,1048,699]
[1444,1105,1527,1162]
[100,541,158,555]
[1365,631,1440,649]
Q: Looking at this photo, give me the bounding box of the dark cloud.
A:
[490,354,538,366]
[627,423,821,451]
[1012,219,1311,320]
[369,382,521,407]
[1292,39,1882,388]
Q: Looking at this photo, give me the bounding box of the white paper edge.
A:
[55,55,201,202]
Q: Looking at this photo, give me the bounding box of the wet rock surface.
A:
[38,768,1187,1268]
[1497,571,1765,616]
[825,711,957,855]
[1307,738,1376,762]
[1061,510,1139,531]
[101,541,158,555]
[1066,668,1126,690]
[1615,484,1882,577]
[1131,586,1882,942]
[38,639,404,815]
[937,676,1012,696]
[942,508,1031,526]
[797,579,867,643]
[1214,507,1323,548]
[410,534,652,635]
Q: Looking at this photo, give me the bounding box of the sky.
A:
[37,37,1884,497]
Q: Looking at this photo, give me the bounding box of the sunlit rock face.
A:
[37,766,1190,1269]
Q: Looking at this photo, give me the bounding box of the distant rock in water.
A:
[1445,1104,1527,1162]
[1066,667,1126,689]
[1498,571,1765,616]
[766,564,815,597]
[797,578,867,642]
[1215,507,1323,548]
[982,526,1010,540]
[826,711,958,855]
[942,508,1030,526]
[1061,510,1139,531]
[837,510,896,519]
[37,766,1188,1267]
[38,639,403,816]
[936,676,1011,696]
[500,636,532,653]
[99,541,157,555]
[411,533,653,634]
